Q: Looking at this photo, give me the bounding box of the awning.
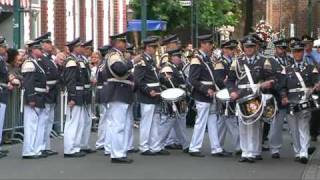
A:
[127,19,167,32]
[0,0,30,8]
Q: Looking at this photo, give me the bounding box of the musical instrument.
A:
[236,93,264,125]
[311,94,320,110]
[160,88,185,103]
[216,89,231,102]
[262,94,277,121]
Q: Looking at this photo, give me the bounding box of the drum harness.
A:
[235,60,277,125]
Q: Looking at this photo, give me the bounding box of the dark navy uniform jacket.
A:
[134,52,161,104]
[21,56,47,108]
[0,55,9,104]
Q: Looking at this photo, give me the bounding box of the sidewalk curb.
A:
[302,144,320,180]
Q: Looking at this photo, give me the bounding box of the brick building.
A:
[242,0,320,38]
[0,0,127,50]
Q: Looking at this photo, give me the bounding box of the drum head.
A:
[216,89,230,101]
[238,94,262,117]
[161,88,186,102]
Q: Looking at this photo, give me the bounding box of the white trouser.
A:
[103,103,111,155]
[268,109,286,154]
[108,102,131,158]
[217,115,240,151]
[22,105,46,156]
[95,104,107,149]
[139,103,161,153]
[159,113,188,150]
[189,101,221,153]
[41,103,55,151]
[287,110,311,158]
[164,113,187,145]
[80,104,92,149]
[238,119,262,158]
[0,103,6,145]
[64,105,84,154]
[124,105,134,151]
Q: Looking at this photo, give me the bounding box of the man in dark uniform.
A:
[158,48,189,153]
[301,35,320,142]
[268,38,294,159]
[78,40,96,154]
[159,34,180,67]
[134,36,169,156]
[188,34,222,157]
[215,39,240,155]
[227,35,277,163]
[95,45,111,151]
[21,40,48,159]
[0,36,13,158]
[63,38,87,158]
[280,40,320,164]
[103,32,141,163]
[34,32,59,156]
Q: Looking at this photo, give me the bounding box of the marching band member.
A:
[35,32,59,156]
[95,45,111,151]
[188,34,221,157]
[79,40,96,154]
[134,36,168,156]
[0,36,12,158]
[158,48,189,153]
[227,35,277,163]
[268,39,294,159]
[63,38,87,158]
[22,40,48,159]
[104,32,139,163]
[215,40,240,156]
[280,40,320,164]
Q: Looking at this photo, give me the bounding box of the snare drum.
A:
[160,88,186,103]
[310,94,320,110]
[262,94,277,121]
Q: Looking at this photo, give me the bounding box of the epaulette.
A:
[312,66,319,73]
[230,59,237,71]
[21,60,36,73]
[65,59,77,68]
[214,62,225,70]
[264,58,272,70]
[190,57,201,65]
[108,51,123,65]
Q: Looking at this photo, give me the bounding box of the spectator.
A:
[90,51,101,85]
[7,48,23,87]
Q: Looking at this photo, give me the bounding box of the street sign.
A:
[180,0,191,7]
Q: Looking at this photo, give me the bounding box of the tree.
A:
[130,0,242,31]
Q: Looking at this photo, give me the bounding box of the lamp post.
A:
[13,0,20,48]
[141,0,147,40]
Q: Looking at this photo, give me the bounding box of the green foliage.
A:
[130,0,242,31]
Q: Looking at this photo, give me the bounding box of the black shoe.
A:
[238,157,248,162]
[42,150,58,156]
[111,157,133,164]
[96,147,104,151]
[211,151,232,157]
[80,149,97,154]
[64,152,86,158]
[156,149,170,155]
[127,148,139,153]
[308,147,316,155]
[104,153,110,157]
[0,152,7,159]
[271,153,280,159]
[254,155,263,160]
[0,150,9,154]
[247,157,255,163]
[165,144,181,150]
[294,157,300,162]
[183,148,189,154]
[140,150,156,156]
[22,155,43,159]
[300,157,308,164]
[189,152,205,157]
[262,147,270,151]
[311,136,317,142]
[235,150,242,156]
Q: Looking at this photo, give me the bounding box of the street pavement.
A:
[0,128,319,180]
